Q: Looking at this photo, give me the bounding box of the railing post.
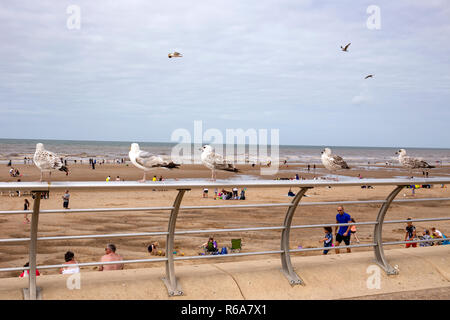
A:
[281,187,310,285]
[374,185,405,275]
[162,188,189,296]
[24,191,42,300]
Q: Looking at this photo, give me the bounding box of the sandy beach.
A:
[0,162,449,279]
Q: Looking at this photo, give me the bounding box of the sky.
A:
[0,0,449,148]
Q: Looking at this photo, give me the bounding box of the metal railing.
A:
[0,178,449,299]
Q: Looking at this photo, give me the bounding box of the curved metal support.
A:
[162,189,189,296]
[281,187,310,285]
[374,185,405,275]
[24,192,42,300]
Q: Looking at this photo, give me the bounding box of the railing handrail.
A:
[0,178,449,298]
[0,177,448,191]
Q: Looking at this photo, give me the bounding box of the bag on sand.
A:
[220,247,228,255]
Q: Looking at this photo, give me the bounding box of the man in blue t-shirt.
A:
[335,206,352,254]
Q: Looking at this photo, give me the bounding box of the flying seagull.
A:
[365,74,374,79]
[129,143,180,182]
[33,143,69,182]
[321,148,350,180]
[168,52,183,58]
[395,149,434,177]
[341,43,351,52]
[200,145,239,181]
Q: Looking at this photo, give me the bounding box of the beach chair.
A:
[230,239,242,253]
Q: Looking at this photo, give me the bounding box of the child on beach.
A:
[405,218,417,248]
[350,218,360,243]
[319,227,333,254]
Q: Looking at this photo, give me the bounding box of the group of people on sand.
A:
[19,242,168,277]
[316,207,449,255]
[8,167,21,177]
[202,187,246,200]
[404,218,449,247]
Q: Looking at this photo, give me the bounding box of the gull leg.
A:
[49,171,52,182]
[139,171,146,183]
[40,171,43,183]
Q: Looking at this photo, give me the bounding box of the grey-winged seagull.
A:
[395,149,434,177]
[320,148,350,180]
[33,143,69,182]
[200,145,239,181]
[129,143,180,182]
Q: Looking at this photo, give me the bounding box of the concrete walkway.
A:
[0,246,448,300]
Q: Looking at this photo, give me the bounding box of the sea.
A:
[0,138,449,166]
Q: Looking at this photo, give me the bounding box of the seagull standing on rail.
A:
[320,148,350,180]
[129,143,180,182]
[33,143,69,182]
[200,145,239,181]
[395,149,435,178]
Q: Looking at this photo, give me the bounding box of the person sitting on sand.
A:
[202,237,218,253]
[99,244,124,271]
[147,242,164,256]
[288,188,295,197]
[19,262,40,278]
[419,229,433,247]
[60,251,80,274]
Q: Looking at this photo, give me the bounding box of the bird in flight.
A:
[365,75,374,79]
[340,43,351,52]
[168,52,183,58]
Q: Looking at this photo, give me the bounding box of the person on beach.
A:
[60,251,80,274]
[99,244,124,271]
[232,187,238,199]
[19,262,40,278]
[350,218,360,243]
[405,218,417,248]
[202,237,218,253]
[419,229,433,247]
[335,206,352,254]
[62,190,70,209]
[147,242,164,256]
[115,176,120,181]
[320,227,333,254]
[23,199,30,224]
[106,175,111,182]
[203,188,208,198]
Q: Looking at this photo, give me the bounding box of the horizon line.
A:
[0,137,449,150]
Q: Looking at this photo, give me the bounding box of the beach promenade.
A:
[0,246,448,299]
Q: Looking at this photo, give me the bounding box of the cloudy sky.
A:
[0,0,449,148]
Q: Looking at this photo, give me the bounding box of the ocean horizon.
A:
[1,138,449,165]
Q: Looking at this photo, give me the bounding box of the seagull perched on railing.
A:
[320,148,350,180]
[200,145,239,181]
[129,143,180,182]
[395,149,434,177]
[33,143,69,182]
[168,52,183,58]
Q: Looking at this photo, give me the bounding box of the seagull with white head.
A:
[200,145,239,181]
[320,148,350,180]
[395,149,434,178]
[33,143,69,182]
[129,143,180,182]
